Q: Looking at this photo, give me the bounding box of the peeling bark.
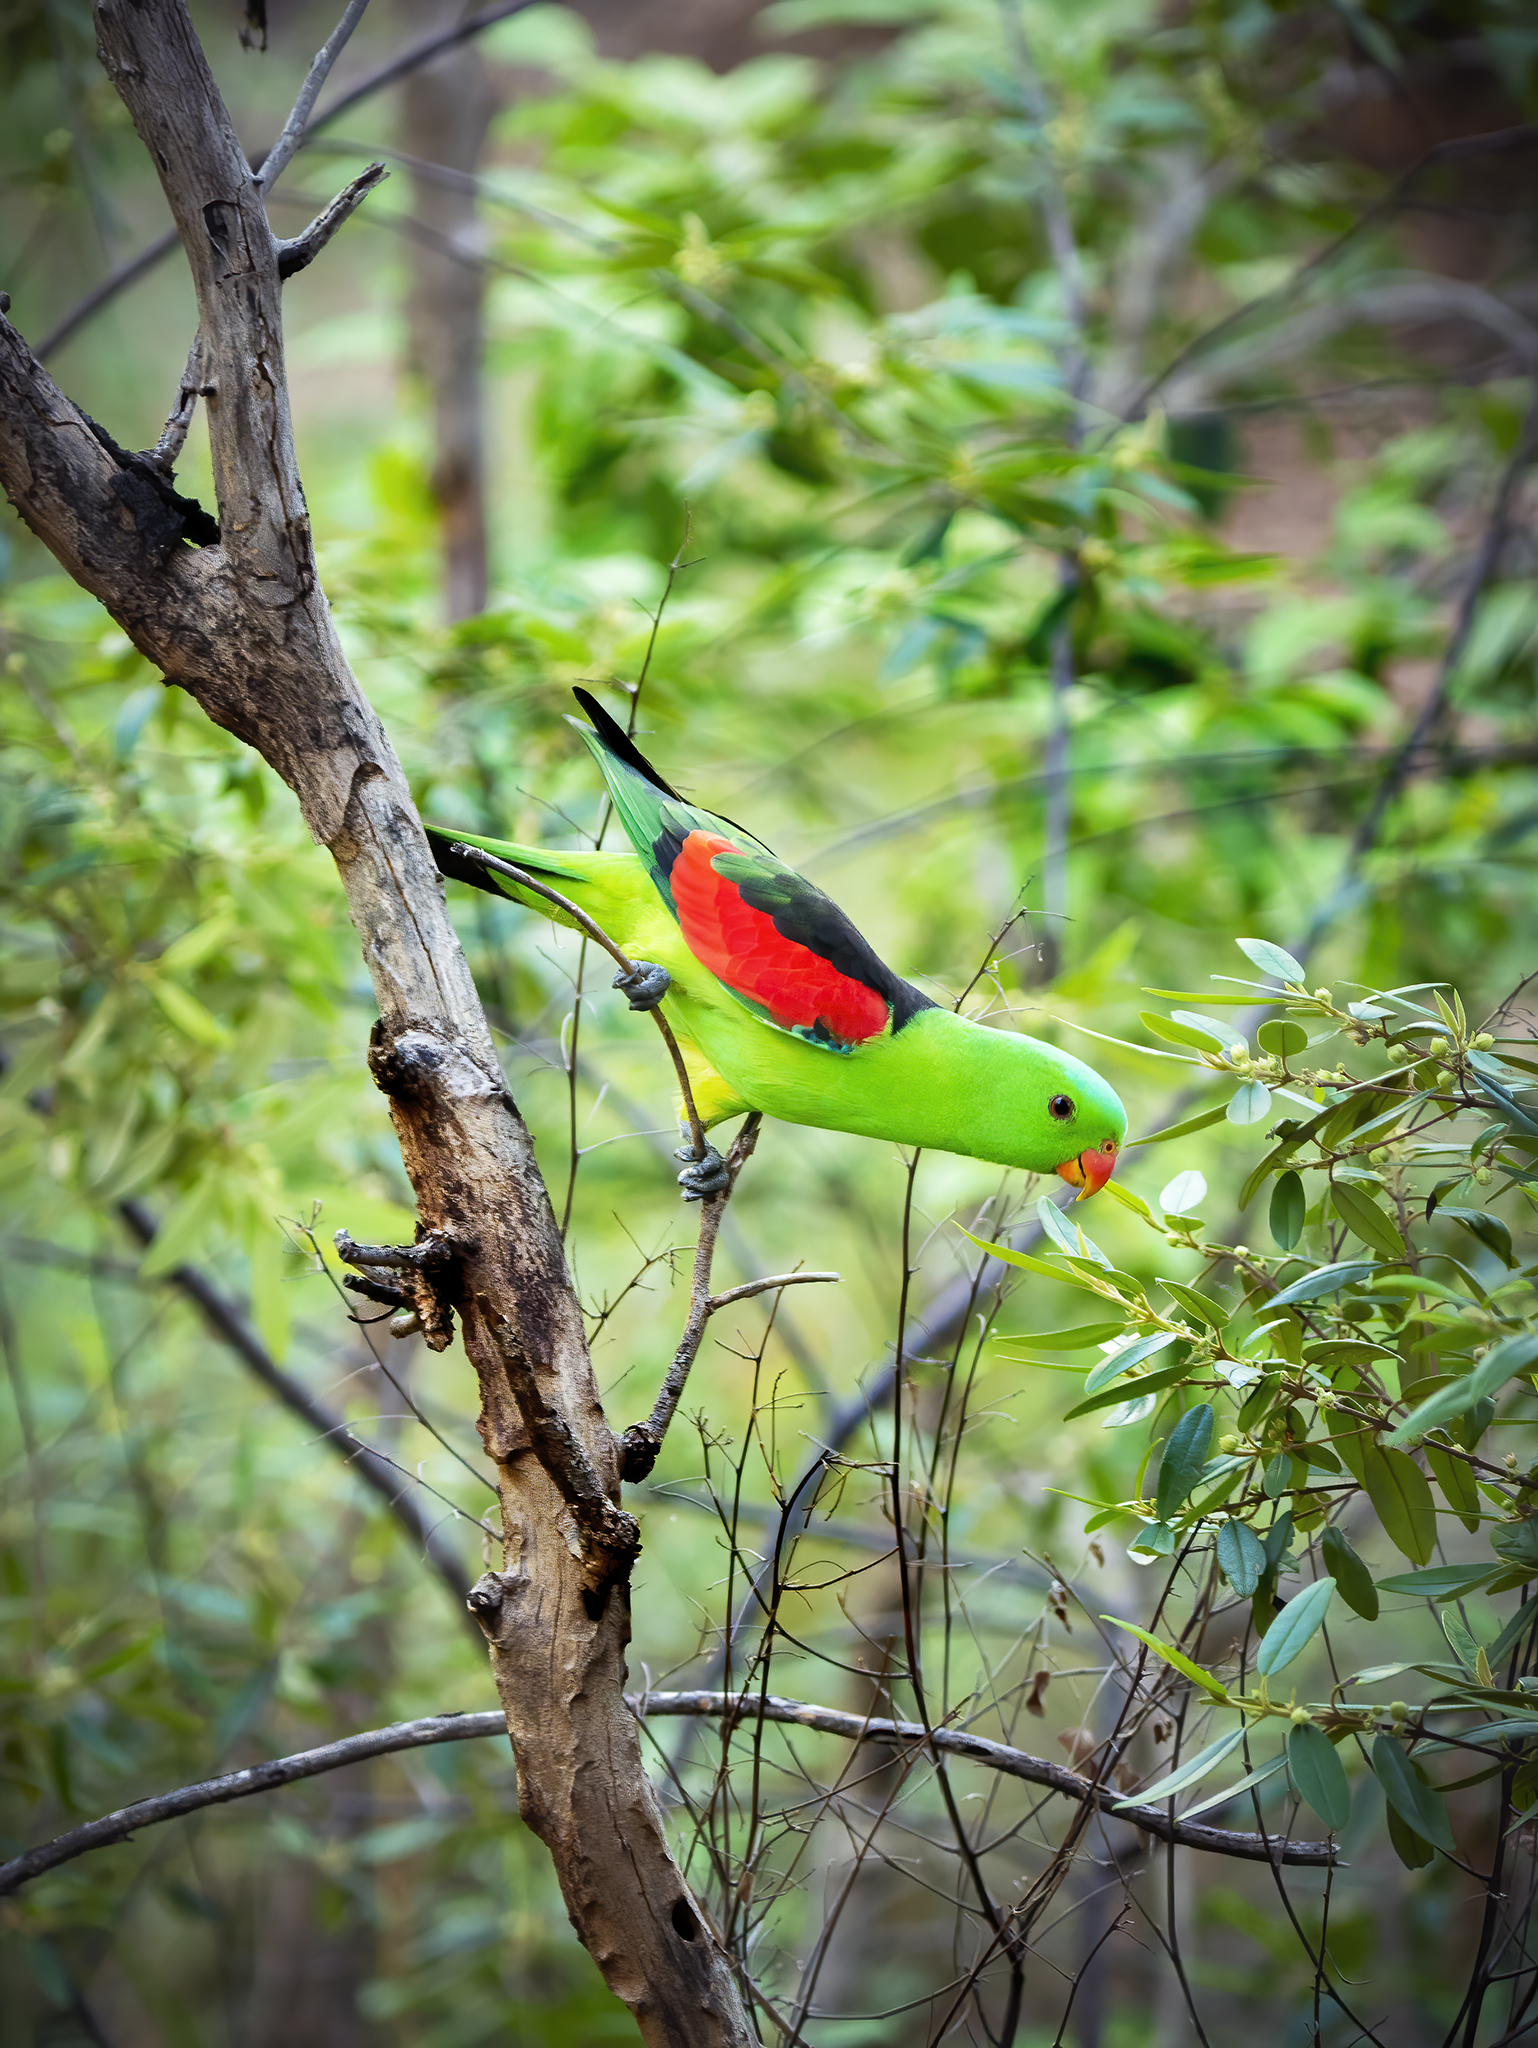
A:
[0,4,752,2039]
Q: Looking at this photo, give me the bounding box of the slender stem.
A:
[256,0,373,192]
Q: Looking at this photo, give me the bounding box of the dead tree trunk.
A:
[0,3,750,2040]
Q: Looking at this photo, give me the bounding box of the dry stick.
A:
[0,1693,1336,1898]
[254,0,372,190]
[445,843,710,1162]
[114,1198,476,1620]
[36,0,544,359]
[274,160,389,277]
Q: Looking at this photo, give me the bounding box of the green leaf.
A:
[1155,1404,1215,1520]
[1103,1620,1230,1701]
[1372,1735,1455,1853]
[150,976,231,1049]
[1361,1446,1438,1565]
[1321,1524,1379,1620]
[1438,1207,1516,1269]
[1376,1564,1500,1600]
[1227,1080,1273,1124]
[1015,1323,1129,1351]
[1237,937,1306,984]
[1441,1609,1480,1671]
[1114,1728,1246,1810]
[1217,1518,1266,1597]
[1424,1442,1481,1532]
[1270,1171,1306,1250]
[1491,1522,1538,1577]
[1180,1750,1289,1820]
[1330,1182,1404,1262]
[1140,1010,1224,1053]
[1385,1801,1436,1869]
[1255,1576,1335,1677]
[1269,1261,1380,1307]
[1287,1722,1351,1831]
[1035,1196,1108,1265]
[1484,1601,1538,1671]
[1082,1329,1178,1395]
[1159,1169,1207,1216]
[1160,1280,1226,1329]
[1387,1332,1538,1447]
[1258,1018,1309,1058]
[1125,1105,1230,1149]
[1062,1358,1191,1420]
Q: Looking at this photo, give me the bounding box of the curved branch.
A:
[0,1691,1335,1897]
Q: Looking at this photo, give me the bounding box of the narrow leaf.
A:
[1270,1170,1305,1250]
[1161,1279,1226,1330]
[1255,1577,1336,1677]
[1372,1735,1455,1853]
[1114,1728,1246,1810]
[1180,1750,1289,1820]
[1377,1564,1501,1600]
[1237,937,1306,984]
[1082,1328,1178,1396]
[1321,1524,1379,1620]
[1287,1722,1352,1831]
[1104,1619,1229,1701]
[1330,1182,1405,1262]
[1155,1404,1215,1520]
[1361,1446,1438,1565]
[1269,1261,1380,1307]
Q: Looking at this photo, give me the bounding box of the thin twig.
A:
[620,1116,766,1480]
[146,334,205,474]
[255,0,374,192]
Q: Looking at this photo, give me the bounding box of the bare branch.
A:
[145,334,205,474]
[706,1274,840,1312]
[0,1711,507,1895]
[275,160,389,278]
[1,1693,1335,1898]
[255,0,373,193]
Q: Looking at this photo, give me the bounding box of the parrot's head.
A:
[1039,1051,1127,1200]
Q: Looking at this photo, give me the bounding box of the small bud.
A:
[1507,1453,1520,1472]
[1220,1433,1242,1454]
[1316,1390,1336,1410]
[1290,1706,1312,1725]
[1436,1068,1456,1090]
[1229,1042,1249,1063]
[1386,1044,1410,1066]
[1428,1037,1448,1058]
[1474,1032,1494,1050]
[1232,1244,1250,1259]
[1389,1701,1408,1723]
[1314,988,1332,1003]
[1475,1166,1493,1185]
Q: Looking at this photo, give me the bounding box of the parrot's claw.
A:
[675,1143,730,1201]
[613,960,670,1011]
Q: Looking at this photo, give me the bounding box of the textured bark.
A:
[400,0,494,620]
[0,4,752,2039]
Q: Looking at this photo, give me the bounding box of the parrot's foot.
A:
[675,1142,730,1201]
[334,1227,469,1350]
[613,960,670,1011]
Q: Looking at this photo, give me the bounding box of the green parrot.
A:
[428,690,1127,1199]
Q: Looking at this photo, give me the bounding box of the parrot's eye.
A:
[1048,1094,1074,1121]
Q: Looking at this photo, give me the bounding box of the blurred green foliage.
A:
[2,0,1537,2040]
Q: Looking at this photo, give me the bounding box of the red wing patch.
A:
[671,832,891,1045]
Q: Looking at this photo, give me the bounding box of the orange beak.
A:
[1056,1139,1118,1201]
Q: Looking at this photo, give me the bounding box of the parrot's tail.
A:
[424,826,595,926]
